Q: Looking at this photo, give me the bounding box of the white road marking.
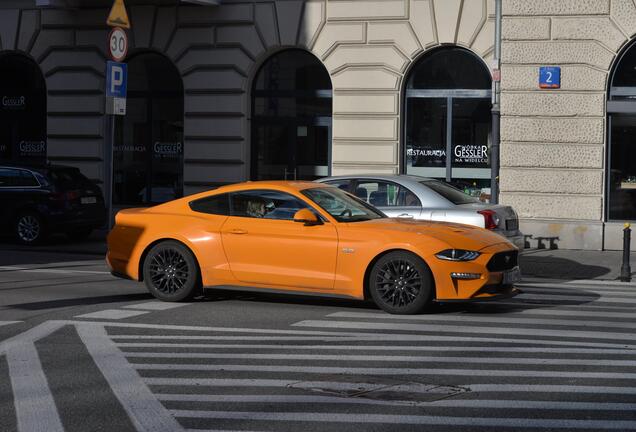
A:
[123,351,636,367]
[112,332,636,349]
[326,311,636,330]
[144,377,636,396]
[132,363,636,379]
[170,410,636,429]
[113,335,354,341]
[122,302,189,311]
[0,266,110,275]
[0,321,22,327]
[158,394,636,411]
[520,278,636,288]
[494,302,636,312]
[480,306,636,320]
[517,293,636,304]
[74,309,150,320]
[519,286,636,296]
[6,344,65,432]
[115,342,636,355]
[77,324,183,432]
[292,320,636,343]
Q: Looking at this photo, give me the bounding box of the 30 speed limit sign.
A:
[108,27,128,62]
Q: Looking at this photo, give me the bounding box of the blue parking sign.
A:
[539,66,560,89]
[106,61,127,98]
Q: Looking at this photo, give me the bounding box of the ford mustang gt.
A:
[107,181,520,314]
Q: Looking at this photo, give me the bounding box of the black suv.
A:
[0,164,106,244]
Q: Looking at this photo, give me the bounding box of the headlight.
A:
[435,249,481,261]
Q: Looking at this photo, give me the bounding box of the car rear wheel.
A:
[369,251,432,315]
[143,241,201,302]
[15,212,46,245]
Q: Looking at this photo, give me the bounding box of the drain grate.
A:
[288,375,468,405]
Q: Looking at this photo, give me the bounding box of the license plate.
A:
[503,266,521,285]
[506,219,519,231]
[81,196,97,204]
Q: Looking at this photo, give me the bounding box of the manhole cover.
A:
[288,375,468,405]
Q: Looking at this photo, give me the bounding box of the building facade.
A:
[0,0,635,250]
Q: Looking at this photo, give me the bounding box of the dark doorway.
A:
[607,40,636,221]
[251,50,332,181]
[0,53,47,164]
[113,52,184,205]
[403,47,492,198]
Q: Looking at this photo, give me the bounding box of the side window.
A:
[324,179,351,192]
[0,169,34,187]
[18,170,39,187]
[355,180,420,207]
[0,168,14,187]
[398,187,421,207]
[231,190,309,220]
[190,193,230,215]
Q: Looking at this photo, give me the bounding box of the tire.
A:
[142,241,201,302]
[368,251,433,315]
[66,228,92,241]
[14,212,46,245]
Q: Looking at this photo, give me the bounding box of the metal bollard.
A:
[620,223,632,282]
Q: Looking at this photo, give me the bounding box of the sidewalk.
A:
[1,231,635,283]
[519,248,635,282]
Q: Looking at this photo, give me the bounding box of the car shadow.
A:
[519,252,613,281]
[4,292,152,311]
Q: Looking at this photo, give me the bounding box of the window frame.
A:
[0,168,41,189]
[228,189,319,222]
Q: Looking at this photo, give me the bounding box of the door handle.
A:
[228,229,248,235]
[397,213,414,219]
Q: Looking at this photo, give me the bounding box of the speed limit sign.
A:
[108,27,128,62]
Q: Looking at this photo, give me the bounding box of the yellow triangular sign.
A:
[107,0,130,29]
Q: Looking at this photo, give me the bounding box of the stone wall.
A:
[500,0,636,249]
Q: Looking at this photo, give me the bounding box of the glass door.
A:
[607,114,636,220]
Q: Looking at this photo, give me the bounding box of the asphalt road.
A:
[2,248,636,431]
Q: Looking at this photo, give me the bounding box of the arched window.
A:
[607,41,636,221]
[113,52,183,205]
[251,49,332,180]
[404,47,492,196]
[0,53,47,163]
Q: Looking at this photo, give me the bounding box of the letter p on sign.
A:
[106,61,127,98]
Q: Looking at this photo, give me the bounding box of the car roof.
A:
[317,174,437,189]
[0,163,77,174]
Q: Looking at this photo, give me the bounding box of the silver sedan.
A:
[317,174,524,249]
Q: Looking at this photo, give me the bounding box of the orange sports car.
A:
[107,181,520,314]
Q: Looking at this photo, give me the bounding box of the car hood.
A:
[349,218,513,251]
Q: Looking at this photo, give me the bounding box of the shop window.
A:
[0,53,47,164]
[113,52,183,205]
[404,47,492,199]
[608,42,636,220]
[251,50,332,181]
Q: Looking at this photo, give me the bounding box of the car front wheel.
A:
[369,251,433,314]
[15,212,46,245]
[142,241,201,302]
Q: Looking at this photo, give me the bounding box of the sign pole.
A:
[105,0,130,230]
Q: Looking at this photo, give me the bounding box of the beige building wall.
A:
[500,0,636,250]
[165,0,497,189]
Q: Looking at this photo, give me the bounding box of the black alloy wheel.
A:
[143,241,201,302]
[369,251,432,314]
[15,212,46,245]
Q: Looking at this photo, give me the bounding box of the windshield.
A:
[302,187,385,222]
[420,180,479,205]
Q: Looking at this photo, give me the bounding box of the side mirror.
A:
[293,208,322,226]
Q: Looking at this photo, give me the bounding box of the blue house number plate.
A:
[539,66,560,89]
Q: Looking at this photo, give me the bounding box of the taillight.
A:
[49,191,80,201]
[478,209,500,230]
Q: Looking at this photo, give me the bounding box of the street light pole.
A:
[491,0,502,204]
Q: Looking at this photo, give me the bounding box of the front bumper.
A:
[435,286,521,303]
[428,242,521,302]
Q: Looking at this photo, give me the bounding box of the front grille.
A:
[487,250,518,272]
